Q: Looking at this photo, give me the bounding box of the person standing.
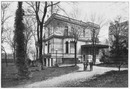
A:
[90,60,93,71]
[86,59,89,70]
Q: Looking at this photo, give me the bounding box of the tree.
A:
[1,2,12,65]
[68,4,81,66]
[24,18,34,57]
[1,46,8,66]
[1,2,12,43]
[85,12,108,64]
[69,24,82,66]
[5,28,16,62]
[14,2,29,78]
[109,17,128,71]
[30,18,38,61]
[99,39,110,63]
[26,1,60,70]
[69,3,81,20]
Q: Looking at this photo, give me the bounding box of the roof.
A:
[44,13,100,29]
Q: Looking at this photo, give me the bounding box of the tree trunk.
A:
[36,47,38,60]
[13,51,15,63]
[5,51,8,66]
[74,41,77,66]
[39,23,44,70]
[92,29,96,65]
[2,46,8,66]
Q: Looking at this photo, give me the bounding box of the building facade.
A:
[43,13,100,67]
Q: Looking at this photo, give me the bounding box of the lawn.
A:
[1,63,79,87]
[2,63,128,87]
[95,63,128,68]
[74,70,128,87]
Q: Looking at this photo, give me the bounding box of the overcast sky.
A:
[2,1,129,53]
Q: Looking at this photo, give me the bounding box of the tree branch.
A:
[47,1,60,7]
[41,2,47,23]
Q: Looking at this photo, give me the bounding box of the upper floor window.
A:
[48,27,50,36]
[48,41,50,53]
[64,26,68,36]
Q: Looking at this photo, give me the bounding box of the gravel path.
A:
[19,64,128,88]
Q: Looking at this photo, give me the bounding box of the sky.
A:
[1,1,129,53]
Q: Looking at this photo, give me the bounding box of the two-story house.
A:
[43,13,100,67]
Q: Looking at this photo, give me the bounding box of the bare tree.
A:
[1,46,8,66]
[86,12,108,39]
[1,2,12,66]
[24,17,34,57]
[85,12,108,64]
[69,24,82,66]
[1,2,12,43]
[5,28,16,62]
[69,4,81,20]
[29,18,38,60]
[68,4,82,66]
[26,1,60,70]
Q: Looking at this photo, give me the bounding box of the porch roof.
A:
[81,44,109,49]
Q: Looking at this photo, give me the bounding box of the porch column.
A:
[46,58,48,67]
[48,58,50,67]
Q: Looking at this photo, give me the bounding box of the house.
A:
[43,13,100,67]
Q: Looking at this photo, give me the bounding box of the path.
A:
[18,64,128,88]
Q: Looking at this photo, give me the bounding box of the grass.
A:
[1,63,79,88]
[73,70,128,87]
[95,63,128,68]
[2,63,128,87]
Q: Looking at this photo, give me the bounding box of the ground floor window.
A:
[65,41,69,54]
[70,41,75,53]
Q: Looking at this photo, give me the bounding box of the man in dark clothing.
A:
[90,60,93,71]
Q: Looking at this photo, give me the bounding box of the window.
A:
[65,41,69,54]
[48,41,50,53]
[64,26,68,36]
[70,41,74,53]
[48,27,50,36]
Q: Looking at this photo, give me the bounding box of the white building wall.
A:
[53,38,63,63]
